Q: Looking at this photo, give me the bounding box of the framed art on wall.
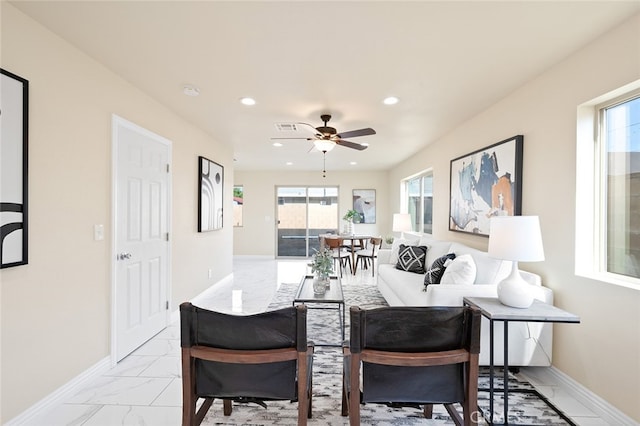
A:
[352,189,376,224]
[1,69,29,268]
[449,135,523,236]
[198,156,224,232]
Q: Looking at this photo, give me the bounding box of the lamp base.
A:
[497,261,533,308]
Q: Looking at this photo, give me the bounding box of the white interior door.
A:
[112,115,171,362]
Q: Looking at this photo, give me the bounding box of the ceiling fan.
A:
[272,114,375,152]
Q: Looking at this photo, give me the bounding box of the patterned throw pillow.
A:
[424,253,457,290]
[395,245,428,274]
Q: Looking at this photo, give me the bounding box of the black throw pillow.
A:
[395,245,428,274]
[424,253,457,290]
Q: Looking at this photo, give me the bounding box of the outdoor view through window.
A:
[604,95,640,279]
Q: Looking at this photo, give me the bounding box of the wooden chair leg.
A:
[223,399,232,416]
[423,403,433,418]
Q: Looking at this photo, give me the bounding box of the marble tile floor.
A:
[22,257,610,425]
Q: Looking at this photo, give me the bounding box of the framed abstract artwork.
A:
[449,135,523,236]
[198,156,224,232]
[1,69,29,268]
[352,189,376,224]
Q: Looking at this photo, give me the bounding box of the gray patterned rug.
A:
[202,282,571,425]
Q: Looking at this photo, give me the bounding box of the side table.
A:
[463,297,580,425]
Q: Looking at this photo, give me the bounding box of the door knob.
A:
[117,252,132,260]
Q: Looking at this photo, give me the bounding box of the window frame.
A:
[401,169,433,234]
[576,81,640,290]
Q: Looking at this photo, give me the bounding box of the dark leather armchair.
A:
[342,305,481,426]
[180,303,314,426]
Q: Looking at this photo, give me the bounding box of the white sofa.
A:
[377,234,553,367]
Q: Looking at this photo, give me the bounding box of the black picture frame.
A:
[449,135,523,236]
[198,156,224,232]
[1,69,29,268]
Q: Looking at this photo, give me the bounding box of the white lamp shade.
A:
[314,139,336,152]
[392,213,412,232]
[488,216,545,262]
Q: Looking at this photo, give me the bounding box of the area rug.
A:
[202,282,572,425]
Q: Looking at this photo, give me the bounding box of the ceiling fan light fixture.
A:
[314,139,336,152]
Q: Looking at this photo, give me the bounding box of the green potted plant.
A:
[309,248,334,293]
[343,209,361,234]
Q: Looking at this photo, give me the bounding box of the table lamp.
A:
[392,213,412,239]
[488,215,545,308]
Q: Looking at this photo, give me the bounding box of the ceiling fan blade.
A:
[336,128,376,139]
[336,139,368,151]
[296,122,323,137]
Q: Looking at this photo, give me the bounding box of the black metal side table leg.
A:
[503,321,509,424]
[489,318,495,424]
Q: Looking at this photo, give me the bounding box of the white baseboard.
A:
[5,356,111,426]
[546,366,637,425]
[169,272,234,323]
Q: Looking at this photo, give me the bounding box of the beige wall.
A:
[388,14,640,421]
[233,170,389,256]
[0,4,233,421]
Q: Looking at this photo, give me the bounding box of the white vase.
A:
[346,220,354,235]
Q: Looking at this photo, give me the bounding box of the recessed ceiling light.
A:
[240,97,256,106]
[350,161,357,165]
[383,96,399,105]
[286,162,293,166]
[183,85,200,97]
[272,142,283,147]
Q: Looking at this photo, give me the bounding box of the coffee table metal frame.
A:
[463,297,580,426]
[293,274,345,347]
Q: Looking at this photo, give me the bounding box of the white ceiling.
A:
[10,1,640,173]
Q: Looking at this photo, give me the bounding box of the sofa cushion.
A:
[424,253,456,288]
[440,254,477,285]
[449,242,510,284]
[389,236,420,264]
[395,245,428,273]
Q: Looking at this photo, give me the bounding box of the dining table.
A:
[319,233,371,275]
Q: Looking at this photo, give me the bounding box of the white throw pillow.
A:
[440,254,477,285]
[389,236,420,264]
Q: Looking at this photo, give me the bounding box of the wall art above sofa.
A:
[449,135,523,236]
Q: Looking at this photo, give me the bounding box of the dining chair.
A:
[180,303,314,426]
[342,305,481,426]
[324,237,352,276]
[353,237,383,276]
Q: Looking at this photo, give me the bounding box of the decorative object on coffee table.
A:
[310,248,333,294]
[488,215,545,308]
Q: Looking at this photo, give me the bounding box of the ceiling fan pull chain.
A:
[322,151,327,178]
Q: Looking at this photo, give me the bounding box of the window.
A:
[403,171,433,234]
[233,185,243,227]
[576,82,640,289]
[600,94,640,279]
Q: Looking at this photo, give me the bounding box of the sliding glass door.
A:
[276,186,339,257]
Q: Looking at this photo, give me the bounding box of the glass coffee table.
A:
[293,274,345,346]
